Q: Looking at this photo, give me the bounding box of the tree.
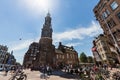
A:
[80,52,88,63]
[87,56,94,63]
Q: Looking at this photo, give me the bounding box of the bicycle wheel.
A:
[19,74,27,80]
[9,76,18,80]
[8,77,13,80]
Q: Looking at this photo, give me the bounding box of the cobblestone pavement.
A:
[0,69,79,80]
[0,68,120,80]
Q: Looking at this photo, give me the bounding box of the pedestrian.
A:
[42,65,47,79]
[90,71,95,80]
[43,65,46,74]
[4,66,9,76]
[70,69,73,74]
[49,66,52,75]
[79,68,84,79]
[64,66,67,72]
[66,65,69,73]
[75,68,79,75]
[109,65,112,70]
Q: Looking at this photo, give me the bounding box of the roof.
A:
[55,49,63,54]
[62,45,76,52]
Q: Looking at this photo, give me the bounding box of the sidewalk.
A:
[0,71,12,80]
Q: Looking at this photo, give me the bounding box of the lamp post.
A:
[103,18,120,62]
[106,20,119,48]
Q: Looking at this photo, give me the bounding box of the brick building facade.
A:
[93,0,120,63]
[55,42,79,66]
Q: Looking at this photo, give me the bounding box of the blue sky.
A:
[0,0,103,64]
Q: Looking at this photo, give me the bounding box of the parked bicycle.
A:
[9,70,27,80]
[112,71,120,80]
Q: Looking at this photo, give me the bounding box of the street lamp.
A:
[103,18,120,54]
[103,0,120,54]
[98,16,120,63]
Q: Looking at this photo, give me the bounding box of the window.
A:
[62,55,64,59]
[117,12,120,20]
[31,54,33,56]
[73,54,74,58]
[102,12,108,19]
[56,55,58,59]
[107,19,116,28]
[101,41,105,46]
[60,55,61,58]
[102,54,104,58]
[71,54,72,58]
[100,48,102,52]
[102,9,110,19]
[110,1,118,10]
[103,47,107,51]
[67,54,69,58]
[106,9,110,15]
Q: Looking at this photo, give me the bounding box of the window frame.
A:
[110,1,118,10]
[107,18,116,28]
[117,12,120,20]
[101,9,110,20]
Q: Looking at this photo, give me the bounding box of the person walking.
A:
[46,65,52,76]
[4,66,9,76]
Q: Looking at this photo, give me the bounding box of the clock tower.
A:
[41,12,53,38]
[37,13,55,66]
[23,12,79,68]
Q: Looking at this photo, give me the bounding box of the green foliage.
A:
[87,56,94,63]
[80,52,88,63]
[95,73,104,80]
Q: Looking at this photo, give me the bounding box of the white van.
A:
[0,64,4,71]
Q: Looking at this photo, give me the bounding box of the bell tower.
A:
[38,13,55,66]
[41,12,53,38]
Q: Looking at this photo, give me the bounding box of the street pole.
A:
[103,18,120,62]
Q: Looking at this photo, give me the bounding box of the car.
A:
[0,67,4,71]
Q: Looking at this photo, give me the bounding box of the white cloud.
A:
[8,36,40,52]
[53,21,103,43]
[17,0,59,16]
[9,21,102,52]
[9,39,33,51]
[66,42,83,47]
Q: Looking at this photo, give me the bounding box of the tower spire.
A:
[41,12,53,38]
[47,11,50,17]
